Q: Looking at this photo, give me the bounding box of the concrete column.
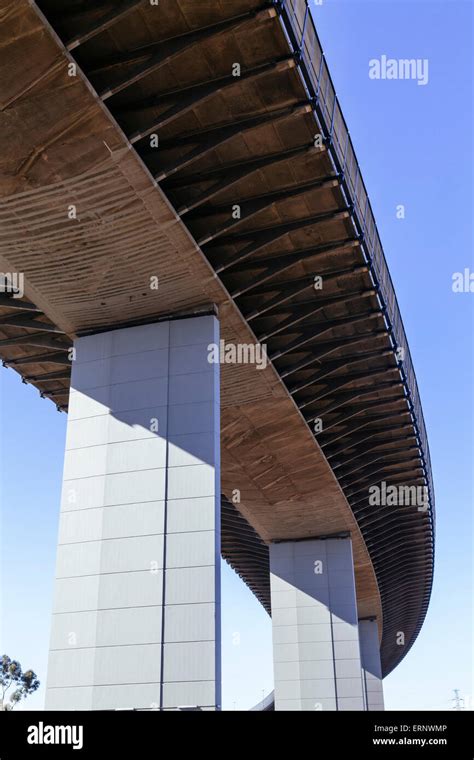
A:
[359,618,384,711]
[45,315,221,711]
[270,536,365,711]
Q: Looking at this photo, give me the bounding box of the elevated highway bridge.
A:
[0,0,434,711]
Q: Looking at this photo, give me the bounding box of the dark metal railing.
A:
[274,0,435,524]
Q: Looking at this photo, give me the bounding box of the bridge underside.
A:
[0,0,434,675]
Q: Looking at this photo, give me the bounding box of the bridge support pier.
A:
[359,618,385,710]
[270,536,366,710]
[45,315,221,711]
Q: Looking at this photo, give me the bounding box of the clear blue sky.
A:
[1,0,472,711]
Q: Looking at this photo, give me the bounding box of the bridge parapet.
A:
[277,0,434,524]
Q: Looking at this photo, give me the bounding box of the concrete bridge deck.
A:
[0,0,434,680]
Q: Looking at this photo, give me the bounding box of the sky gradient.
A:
[1,0,472,712]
